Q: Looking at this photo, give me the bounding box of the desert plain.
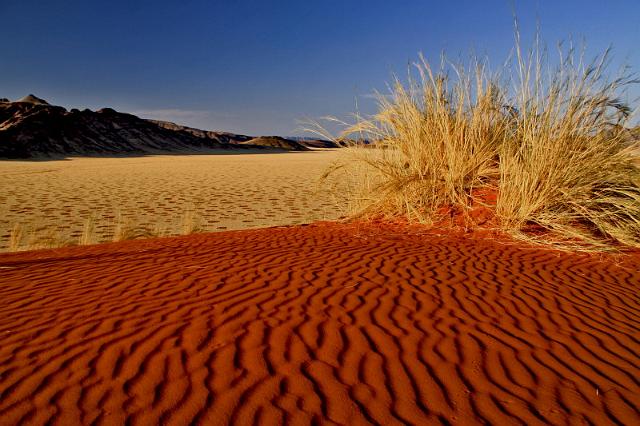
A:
[0,150,345,251]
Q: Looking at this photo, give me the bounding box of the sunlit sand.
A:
[0,150,345,250]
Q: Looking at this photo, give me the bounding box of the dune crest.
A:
[0,222,638,424]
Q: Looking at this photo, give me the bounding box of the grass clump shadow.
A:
[317,30,640,251]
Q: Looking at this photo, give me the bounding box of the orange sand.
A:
[0,222,639,424]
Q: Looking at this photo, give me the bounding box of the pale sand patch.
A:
[0,150,347,250]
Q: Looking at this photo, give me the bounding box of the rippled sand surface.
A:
[0,150,346,250]
[1,222,638,424]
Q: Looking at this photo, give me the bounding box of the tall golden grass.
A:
[497,39,640,248]
[321,34,640,250]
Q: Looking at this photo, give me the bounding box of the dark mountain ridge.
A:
[240,136,310,151]
[0,96,311,158]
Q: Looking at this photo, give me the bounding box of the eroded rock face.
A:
[0,96,301,158]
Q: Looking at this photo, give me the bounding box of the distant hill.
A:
[16,94,50,105]
[288,137,340,149]
[240,136,309,151]
[149,120,253,144]
[0,96,317,159]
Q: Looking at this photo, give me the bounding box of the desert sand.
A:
[0,150,346,251]
[0,221,638,424]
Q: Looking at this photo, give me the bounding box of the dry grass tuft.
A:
[79,214,96,246]
[112,212,158,242]
[320,55,506,224]
[4,206,212,253]
[181,205,206,235]
[496,41,640,249]
[321,32,640,250]
[8,223,75,252]
[9,223,23,252]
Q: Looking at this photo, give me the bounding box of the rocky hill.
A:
[288,137,339,149]
[239,136,309,151]
[148,120,254,144]
[0,95,311,158]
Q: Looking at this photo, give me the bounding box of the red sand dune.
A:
[0,222,639,425]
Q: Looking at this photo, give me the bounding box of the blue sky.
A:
[1,1,638,135]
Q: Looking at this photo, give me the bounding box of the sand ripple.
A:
[0,222,639,424]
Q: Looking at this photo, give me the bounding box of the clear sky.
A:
[1,0,639,136]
